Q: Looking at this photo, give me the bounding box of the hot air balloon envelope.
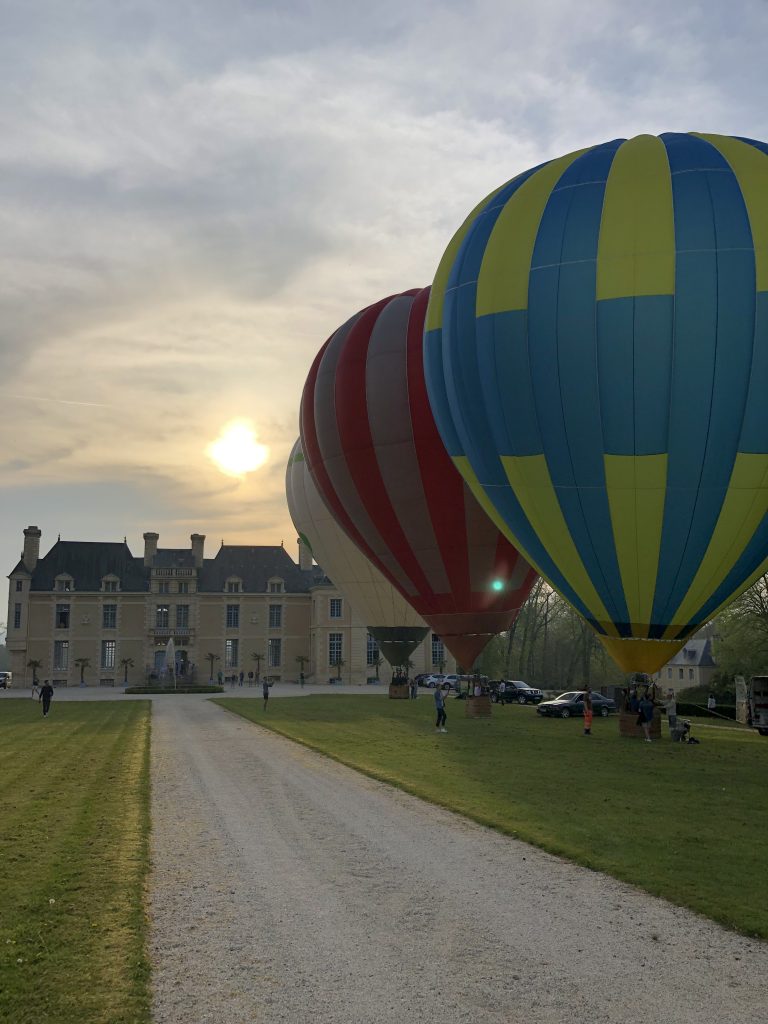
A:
[286,438,429,666]
[425,132,768,673]
[301,287,537,668]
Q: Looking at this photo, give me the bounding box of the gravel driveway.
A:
[150,697,768,1024]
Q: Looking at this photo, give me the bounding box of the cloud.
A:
[1,0,767,575]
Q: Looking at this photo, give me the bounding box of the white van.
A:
[0,671,12,689]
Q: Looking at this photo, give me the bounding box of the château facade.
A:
[6,526,453,687]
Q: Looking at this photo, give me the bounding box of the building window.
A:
[225,639,239,667]
[102,604,117,629]
[667,668,672,678]
[330,598,343,618]
[178,581,190,594]
[156,605,169,628]
[102,577,119,592]
[431,634,445,666]
[55,576,73,592]
[678,668,684,680]
[54,640,69,670]
[269,580,283,593]
[226,604,240,628]
[15,580,22,592]
[14,603,21,629]
[101,640,116,669]
[689,668,694,680]
[268,638,282,668]
[227,580,241,593]
[56,604,70,629]
[176,605,189,628]
[329,632,343,665]
[158,581,170,594]
[367,634,380,666]
[269,604,282,629]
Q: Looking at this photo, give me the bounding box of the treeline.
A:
[474,571,768,694]
[475,580,625,689]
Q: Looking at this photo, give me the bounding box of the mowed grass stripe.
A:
[0,701,152,1024]
[216,695,768,939]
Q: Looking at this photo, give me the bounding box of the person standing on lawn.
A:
[434,684,447,733]
[39,680,54,718]
[262,678,271,711]
[665,690,678,734]
[583,689,593,735]
[707,693,716,713]
[639,692,655,742]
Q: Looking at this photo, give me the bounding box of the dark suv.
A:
[489,679,544,705]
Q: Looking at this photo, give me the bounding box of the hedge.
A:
[124,685,224,694]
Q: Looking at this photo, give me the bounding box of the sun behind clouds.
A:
[206,419,269,478]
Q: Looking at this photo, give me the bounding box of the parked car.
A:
[0,672,11,689]
[441,674,463,690]
[536,691,616,718]
[420,674,446,688]
[489,679,543,704]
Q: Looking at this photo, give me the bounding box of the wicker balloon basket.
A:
[619,708,662,739]
[389,683,409,699]
[465,695,492,718]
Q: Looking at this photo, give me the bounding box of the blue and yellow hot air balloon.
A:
[425,132,768,673]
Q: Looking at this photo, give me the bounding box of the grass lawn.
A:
[216,694,768,939]
[0,700,152,1024]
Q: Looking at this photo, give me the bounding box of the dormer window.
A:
[55,574,74,592]
[268,578,284,594]
[102,575,120,593]
[226,577,242,594]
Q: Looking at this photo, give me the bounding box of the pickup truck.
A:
[489,679,544,705]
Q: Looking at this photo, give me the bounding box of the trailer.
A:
[748,676,768,736]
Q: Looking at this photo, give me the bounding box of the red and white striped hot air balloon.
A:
[300,286,538,669]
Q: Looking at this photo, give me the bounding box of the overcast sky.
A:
[2,0,767,612]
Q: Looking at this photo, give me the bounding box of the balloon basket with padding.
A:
[465,695,492,718]
[389,683,409,699]
[619,708,662,739]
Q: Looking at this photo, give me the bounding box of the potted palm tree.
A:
[119,657,134,686]
[27,658,42,689]
[329,655,345,685]
[74,656,90,687]
[206,651,220,684]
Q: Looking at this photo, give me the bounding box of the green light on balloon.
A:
[491,579,504,592]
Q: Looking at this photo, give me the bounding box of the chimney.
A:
[143,532,159,567]
[23,525,42,571]
[191,533,205,568]
[298,535,313,571]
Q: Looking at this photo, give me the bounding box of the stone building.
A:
[6,526,452,687]
[652,637,717,694]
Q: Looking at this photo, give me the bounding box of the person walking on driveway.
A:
[434,684,447,733]
[39,680,54,718]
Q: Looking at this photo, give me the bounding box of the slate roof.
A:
[153,548,196,569]
[24,541,148,592]
[199,544,318,593]
[12,537,322,594]
[665,637,716,668]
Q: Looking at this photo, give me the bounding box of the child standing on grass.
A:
[583,690,593,735]
[434,685,447,733]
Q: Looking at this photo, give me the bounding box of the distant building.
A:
[652,637,717,693]
[6,526,453,687]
